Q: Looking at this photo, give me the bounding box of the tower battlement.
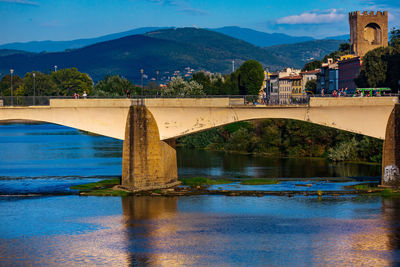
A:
[349,11,388,18]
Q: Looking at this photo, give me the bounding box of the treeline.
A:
[355,28,400,89]
[177,119,383,163]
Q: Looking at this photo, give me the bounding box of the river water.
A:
[1,123,399,266]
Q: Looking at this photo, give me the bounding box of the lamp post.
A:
[10,69,14,106]
[140,68,144,97]
[156,70,159,96]
[33,72,36,105]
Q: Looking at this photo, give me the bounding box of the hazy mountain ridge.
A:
[0,26,347,53]
[0,28,346,81]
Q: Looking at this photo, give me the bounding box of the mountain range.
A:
[0,27,347,82]
[0,26,348,53]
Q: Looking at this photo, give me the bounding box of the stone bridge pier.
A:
[382,104,400,186]
[121,106,179,192]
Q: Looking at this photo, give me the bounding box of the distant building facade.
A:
[279,76,292,104]
[300,69,319,94]
[317,59,338,94]
[338,56,362,90]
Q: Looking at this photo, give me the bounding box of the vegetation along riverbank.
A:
[177,119,383,163]
[70,177,400,197]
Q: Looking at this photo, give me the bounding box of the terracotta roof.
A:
[300,69,320,74]
[280,75,302,80]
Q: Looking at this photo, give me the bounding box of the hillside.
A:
[263,39,346,68]
[212,26,314,47]
[0,27,169,53]
[0,29,286,82]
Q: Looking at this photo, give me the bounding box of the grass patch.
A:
[240,178,280,185]
[82,188,129,196]
[353,184,379,191]
[179,177,233,187]
[70,179,125,196]
[70,179,120,190]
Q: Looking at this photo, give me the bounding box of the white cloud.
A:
[0,0,39,6]
[276,9,345,25]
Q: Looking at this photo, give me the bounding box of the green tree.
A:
[355,46,392,88]
[94,75,137,96]
[0,74,23,96]
[339,43,351,52]
[302,60,322,71]
[236,60,264,95]
[15,72,57,96]
[390,27,400,48]
[161,76,205,96]
[305,79,317,94]
[51,67,93,96]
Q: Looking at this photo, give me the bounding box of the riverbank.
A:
[68,177,400,198]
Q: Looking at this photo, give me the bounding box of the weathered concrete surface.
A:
[382,104,400,186]
[0,97,398,190]
[146,97,398,140]
[121,106,179,192]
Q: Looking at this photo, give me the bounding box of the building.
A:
[266,72,279,104]
[278,76,292,104]
[290,76,303,102]
[300,69,320,94]
[338,56,362,90]
[349,11,388,57]
[317,59,338,94]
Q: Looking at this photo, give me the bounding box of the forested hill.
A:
[0,28,286,81]
[263,39,345,68]
[0,28,346,81]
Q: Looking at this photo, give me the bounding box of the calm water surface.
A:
[0,123,398,266]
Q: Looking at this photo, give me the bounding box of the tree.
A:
[236,60,264,95]
[51,67,93,96]
[0,74,23,96]
[305,79,317,94]
[191,71,227,95]
[339,43,351,52]
[94,75,137,96]
[161,76,205,96]
[355,46,392,88]
[302,60,322,71]
[15,72,57,96]
[390,27,400,48]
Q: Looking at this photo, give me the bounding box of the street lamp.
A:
[33,72,36,105]
[10,69,14,106]
[140,69,144,98]
[156,70,159,96]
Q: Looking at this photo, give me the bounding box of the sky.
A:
[1,0,400,44]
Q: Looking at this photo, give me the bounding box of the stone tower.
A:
[349,11,388,57]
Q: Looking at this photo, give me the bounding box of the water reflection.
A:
[177,148,381,179]
[383,197,400,265]
[2,195,400,265]
[121,196,179,266]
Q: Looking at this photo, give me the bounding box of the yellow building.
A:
[291,76,303,99]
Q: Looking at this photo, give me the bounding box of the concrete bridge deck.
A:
[0,97,399,190]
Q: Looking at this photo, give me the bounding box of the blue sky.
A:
[1,0,399,44]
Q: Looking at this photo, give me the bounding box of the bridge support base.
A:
[121,106,179,192]
[382,104,400,186]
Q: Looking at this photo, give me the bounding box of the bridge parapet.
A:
[310,96,398,107]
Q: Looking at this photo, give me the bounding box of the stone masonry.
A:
[121,106,179,192]
[349,11,388,57]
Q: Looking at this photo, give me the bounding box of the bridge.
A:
[0,97,399,191]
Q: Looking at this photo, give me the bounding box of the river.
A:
[1,123,399,266]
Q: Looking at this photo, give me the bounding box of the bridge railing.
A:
[0,94,398,107]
